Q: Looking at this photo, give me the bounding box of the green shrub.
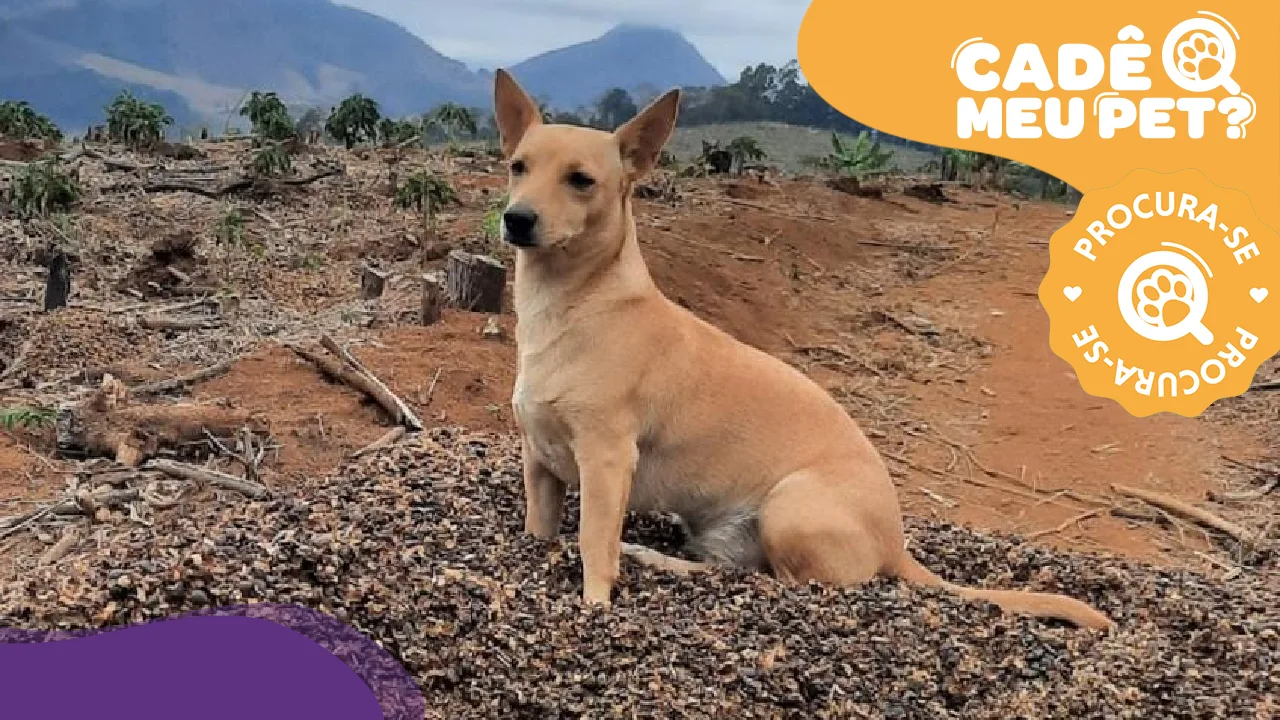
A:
[105,90,172,147]
[8,159,79,217]
[0,101,61,142]
[0,406,56,430]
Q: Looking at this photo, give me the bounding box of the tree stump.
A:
[445,250,505,313]
[421,274,443,325]
[44,249,71,311]
[55,403,87,460]
[361,265,388,300]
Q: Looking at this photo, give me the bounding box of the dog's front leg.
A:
[573,436,637,606]
[521,437,565,539]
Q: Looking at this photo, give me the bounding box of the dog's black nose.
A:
[503,206,539,247]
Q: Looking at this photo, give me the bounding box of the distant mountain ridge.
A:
[0,2,727,134]
[511,24,727,109]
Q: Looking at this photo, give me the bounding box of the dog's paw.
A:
[581,583,614,608]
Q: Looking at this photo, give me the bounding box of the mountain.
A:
[510,24,727,110]
[0,0,488,133]
[0,7,732,135]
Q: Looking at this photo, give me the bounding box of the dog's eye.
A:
[510,160,527,176]
[567,171,595,190]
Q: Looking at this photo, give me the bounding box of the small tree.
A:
[726,136,767,175]
[325,94,381,149]
[695,140,733,175]
[240,91,296,142]
[939,148,980,183]
[296,107,326,143]
[0,101,61,142]
[826,131,893,185]
[482,193,509,248]
[595,88,638,130]
[431,102,477,144]
[8,159,80,218]
[378,117,422,148]
[105,90,172,147]
[394,170,457,243]
[211,204,263,280]
[250,143,293,178]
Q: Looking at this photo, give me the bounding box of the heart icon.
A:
[1251,288,1269,303]
[1063,286,1083,302]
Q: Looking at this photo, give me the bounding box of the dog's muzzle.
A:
[503,205,539,248]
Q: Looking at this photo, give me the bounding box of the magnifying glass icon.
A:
[1118,250,1215,346]
[1162,17,1241,96]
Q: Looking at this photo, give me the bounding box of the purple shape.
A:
[0,611,392,720]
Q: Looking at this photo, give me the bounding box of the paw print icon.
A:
[1161,16,1241,95]
[1118,249,1214,346]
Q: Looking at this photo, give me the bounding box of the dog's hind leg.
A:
[620,543,710,574]
[757,468,901,585]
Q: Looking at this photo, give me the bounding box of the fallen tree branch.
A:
[0,487,141,539]
[130,358,237,397]
[38,527,81,566]
[319,336,424,431]
[288,343,414,429]
[142,166,343,198]
[1026,508,1106,540]
[138,314,222,331]
[143,178,252,198]
[350,426,407,459]
[1112,484,1255,545]
[716,196,839,223]
[0,339,32,381]
[147,459,268,499]
[857,240,957,253]
[102,157,154,173]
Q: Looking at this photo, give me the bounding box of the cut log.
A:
[55,402,85,460]
[420,274,443,325]
[44,248,71,311]
[55,399,263,465]
[361,265,388,300]
[445,250,506,313]
[147,459,268,499]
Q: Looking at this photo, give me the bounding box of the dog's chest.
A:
[512,369,580,485]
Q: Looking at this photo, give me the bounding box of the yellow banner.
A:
[799,2,1279,416]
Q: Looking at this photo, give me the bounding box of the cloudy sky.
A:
[336,0,810,79]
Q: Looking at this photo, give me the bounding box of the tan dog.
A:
[494,69,1112,630]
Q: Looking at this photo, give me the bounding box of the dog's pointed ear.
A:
[614,89,681,181]
[494,69,542,158]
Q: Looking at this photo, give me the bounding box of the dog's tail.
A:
[892,552,1114,630]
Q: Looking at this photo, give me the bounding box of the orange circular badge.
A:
[1040,168,1279,417]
